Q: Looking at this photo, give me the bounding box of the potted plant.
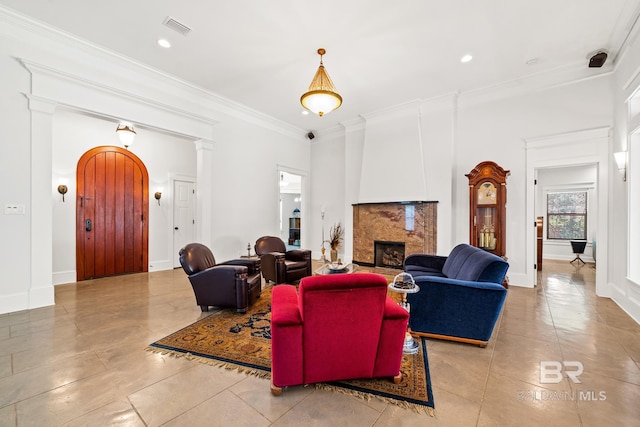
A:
[326,222,344,263]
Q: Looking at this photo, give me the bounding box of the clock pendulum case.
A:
[466,161,510,258]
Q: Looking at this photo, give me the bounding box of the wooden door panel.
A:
[114,153,126,274]
[83,156,96,279]
[77,146,148,281]
[104,151,117,276]
[94,152,106,278]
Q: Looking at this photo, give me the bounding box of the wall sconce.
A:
[154,191,162,206]
[614,151,627,181]
[116,123,136,149]
[57,184,68,202]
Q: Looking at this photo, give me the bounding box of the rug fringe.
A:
[146,346,434,416]
[314,383,436,417]
[145,346,271,379]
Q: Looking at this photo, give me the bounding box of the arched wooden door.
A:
[76,146,149,281]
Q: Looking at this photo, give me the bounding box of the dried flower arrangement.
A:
[326,222,344,250]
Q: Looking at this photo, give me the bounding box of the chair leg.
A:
[270,380,283,396]
[570,255,585,265]
[393,372,402,384]
[200,305,209,312]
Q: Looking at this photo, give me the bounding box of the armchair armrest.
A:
[284,249,311,261]
[188,264,247,289]
[221,258,261,275]
[271,285,303,387]
[374,297,410,377]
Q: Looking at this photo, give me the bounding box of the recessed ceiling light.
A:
[157,38,171,48]
[301,110,309,115]
[460,54,473,63]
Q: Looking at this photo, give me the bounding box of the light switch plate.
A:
[4,204,25,215]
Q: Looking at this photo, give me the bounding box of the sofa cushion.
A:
[441,244,478,279]
[442,244,507,283]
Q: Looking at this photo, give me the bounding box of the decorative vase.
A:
[330,248,338,263]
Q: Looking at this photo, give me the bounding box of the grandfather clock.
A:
[466,161,509,258]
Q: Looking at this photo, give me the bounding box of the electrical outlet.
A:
[4,204,25,215]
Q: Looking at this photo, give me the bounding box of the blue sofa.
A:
[403,244,509,347]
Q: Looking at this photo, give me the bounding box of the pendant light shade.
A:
[116,124,136,148]
[300,48,342,117]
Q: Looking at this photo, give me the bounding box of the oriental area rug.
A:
[147,287,435,415]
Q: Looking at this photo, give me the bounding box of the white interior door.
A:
[173,179,196,267]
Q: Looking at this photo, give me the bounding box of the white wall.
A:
[454,78,613,286]
[0,34,33,312]
[51,110,197,284]
[0,10,309,314]
[309,76,613,288]
[310,128,347,260]
[610,18,640,323]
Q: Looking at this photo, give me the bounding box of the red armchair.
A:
[254,236,311,284]
[270,273,409,395]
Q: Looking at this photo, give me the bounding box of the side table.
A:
[388,272,420,355]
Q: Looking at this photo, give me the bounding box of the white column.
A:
[194,139,215,248]
[343,118,366,263]
[28,96,56,308]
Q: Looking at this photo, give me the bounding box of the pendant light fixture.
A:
[300,48,342,117]
[116,123,136,149]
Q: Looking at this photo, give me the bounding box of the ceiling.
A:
[2,0,640,134]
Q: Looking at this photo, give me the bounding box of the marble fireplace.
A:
[352,201,437,267]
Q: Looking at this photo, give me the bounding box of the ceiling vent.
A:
[163,16,191,36]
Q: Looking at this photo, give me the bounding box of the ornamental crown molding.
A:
[1,5,306,142]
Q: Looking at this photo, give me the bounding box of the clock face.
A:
[478,182,497,205]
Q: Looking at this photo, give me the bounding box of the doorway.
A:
[172,178,196,267]
[279,171,302,249]
[76,146,149,281]
[525,127,609,295]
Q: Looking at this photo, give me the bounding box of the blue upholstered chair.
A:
[404,244,509,347]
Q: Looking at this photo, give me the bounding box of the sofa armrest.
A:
[415,275,506,291]
[404,254,447,271]
[407,276,507,343]
[271,285,303,387]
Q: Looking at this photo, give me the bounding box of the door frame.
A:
[525,127,610,295]
[277,165,308,249]
[76,145,149,281]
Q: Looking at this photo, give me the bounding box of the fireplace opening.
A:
[374,240,405,269]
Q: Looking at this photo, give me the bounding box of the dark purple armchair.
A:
[179,243,261,313]
[254,236,312,284]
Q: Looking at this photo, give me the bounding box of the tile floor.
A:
[0,260,639,426]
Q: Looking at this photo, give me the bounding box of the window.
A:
[547,192,587,240]
[405,205,415,231]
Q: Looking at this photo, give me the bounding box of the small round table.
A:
[388,273,421,355]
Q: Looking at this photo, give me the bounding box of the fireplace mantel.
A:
[352,201,437,267]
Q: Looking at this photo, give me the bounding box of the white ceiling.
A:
[2,0,640,134]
